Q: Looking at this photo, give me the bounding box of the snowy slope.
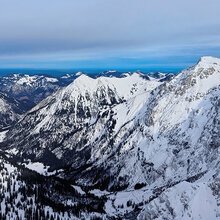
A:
[1,56,220,219]
[138,180,219,220]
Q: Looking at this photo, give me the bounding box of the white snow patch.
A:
[24,161,48,174]
[0,130,8,142]
[72,185,86,195]
[45,77,58,82]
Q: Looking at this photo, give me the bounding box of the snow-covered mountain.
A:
[0,74,67,110]
[148,71,175,82]
[1,73,160,168]
[1,56,219,219]
[0,72,165,111]
[0,91,26,131]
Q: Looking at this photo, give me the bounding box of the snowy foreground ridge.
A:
[0,56,219,219]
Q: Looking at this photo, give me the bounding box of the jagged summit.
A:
[171,56,220,92]
[192,56,220,73]
[64,72,159,101]
[198,56,220,65]
[67,74,95,91]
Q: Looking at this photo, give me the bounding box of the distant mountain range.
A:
[0,71,173,110]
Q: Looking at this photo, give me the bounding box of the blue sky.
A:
[0,0,220,72]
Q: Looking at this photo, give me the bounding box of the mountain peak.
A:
[75,73,91,80]
[73,74,93,86]
[197,56,220,66]
[65,74,95,92]
[75,71,83,76]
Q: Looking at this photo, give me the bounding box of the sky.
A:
[0,0,220,72]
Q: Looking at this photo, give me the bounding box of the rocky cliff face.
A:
[1,57,219,219]
[0,91,26,131]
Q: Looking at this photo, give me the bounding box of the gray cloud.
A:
[0,0,219,66]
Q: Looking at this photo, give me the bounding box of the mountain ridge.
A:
[0,56,219,219]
